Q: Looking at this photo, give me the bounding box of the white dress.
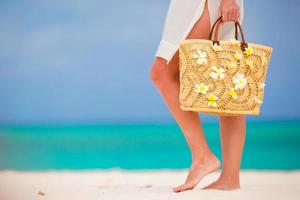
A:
[155,0,244,63]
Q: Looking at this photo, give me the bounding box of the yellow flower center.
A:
[238,79,244,84]
[230,88,237,98]
[246,60,253,66]
[234,53,242,60]
[199,85,206,91]
[244,47,253,56]
[208,95,216,101]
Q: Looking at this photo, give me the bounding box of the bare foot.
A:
[203,177,240,190]
[173,153,220,193]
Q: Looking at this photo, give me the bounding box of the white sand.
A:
[0,170,299,200]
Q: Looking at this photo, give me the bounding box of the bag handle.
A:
[209,16,248,51]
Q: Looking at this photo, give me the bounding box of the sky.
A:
[0,0,299,124]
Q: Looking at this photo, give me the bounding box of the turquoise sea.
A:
[0,120,299,170]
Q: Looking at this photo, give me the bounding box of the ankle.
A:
[218,173,240,185]
[191,150,217,164]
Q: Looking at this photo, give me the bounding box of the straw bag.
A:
[179,17,273,115]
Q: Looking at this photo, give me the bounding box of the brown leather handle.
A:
[209,16,248,51]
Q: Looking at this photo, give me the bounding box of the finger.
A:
[236,8,240,21]
[221,9,224,21]
[225,10,230,22]
[229,9,235,21]
[218,8,223,24]
[229,12,233,21]
[225,9,232,22]
[226,9,232,21]
[222,9,227,22]
[231,9,237,21]
[233,7,240,21]
[218,7,222,18]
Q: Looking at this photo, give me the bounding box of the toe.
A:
[173,185,183,193]
[181,183,195,191]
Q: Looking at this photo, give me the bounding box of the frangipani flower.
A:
[193,50,208,65]
[253,96,263,104]
[207,93,218,107]
[246,59,254,68]
[229,88,238,99]
[210,66,225,80]
[231,39,240,46]
[233,73,248,90]
[244,46,253,56]
[212,43,223,51]
[234,52,242,60]
[194,83,209,94]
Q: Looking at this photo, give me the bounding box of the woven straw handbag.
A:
[179,17,273,115]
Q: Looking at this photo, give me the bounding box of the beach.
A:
[1,170,299,200]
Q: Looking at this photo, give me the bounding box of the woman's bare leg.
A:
[150,0,220,193]
[204,115,246,190]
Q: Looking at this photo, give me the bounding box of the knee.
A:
[149,65,159,83]
[149,58,166,84]
[149,57,177,87]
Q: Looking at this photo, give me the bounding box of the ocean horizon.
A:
[0,119,299,171]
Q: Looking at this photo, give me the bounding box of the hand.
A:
[219,0,240,22]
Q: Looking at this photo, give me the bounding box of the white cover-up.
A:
[155,0,244,63]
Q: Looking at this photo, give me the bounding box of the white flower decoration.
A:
[210,66,225,80]
[233,73,248,90]
[193,50,208,65]
[231,39,240,46]
[194,83,209,94]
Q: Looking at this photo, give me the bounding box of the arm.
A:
[219,0,240,22]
